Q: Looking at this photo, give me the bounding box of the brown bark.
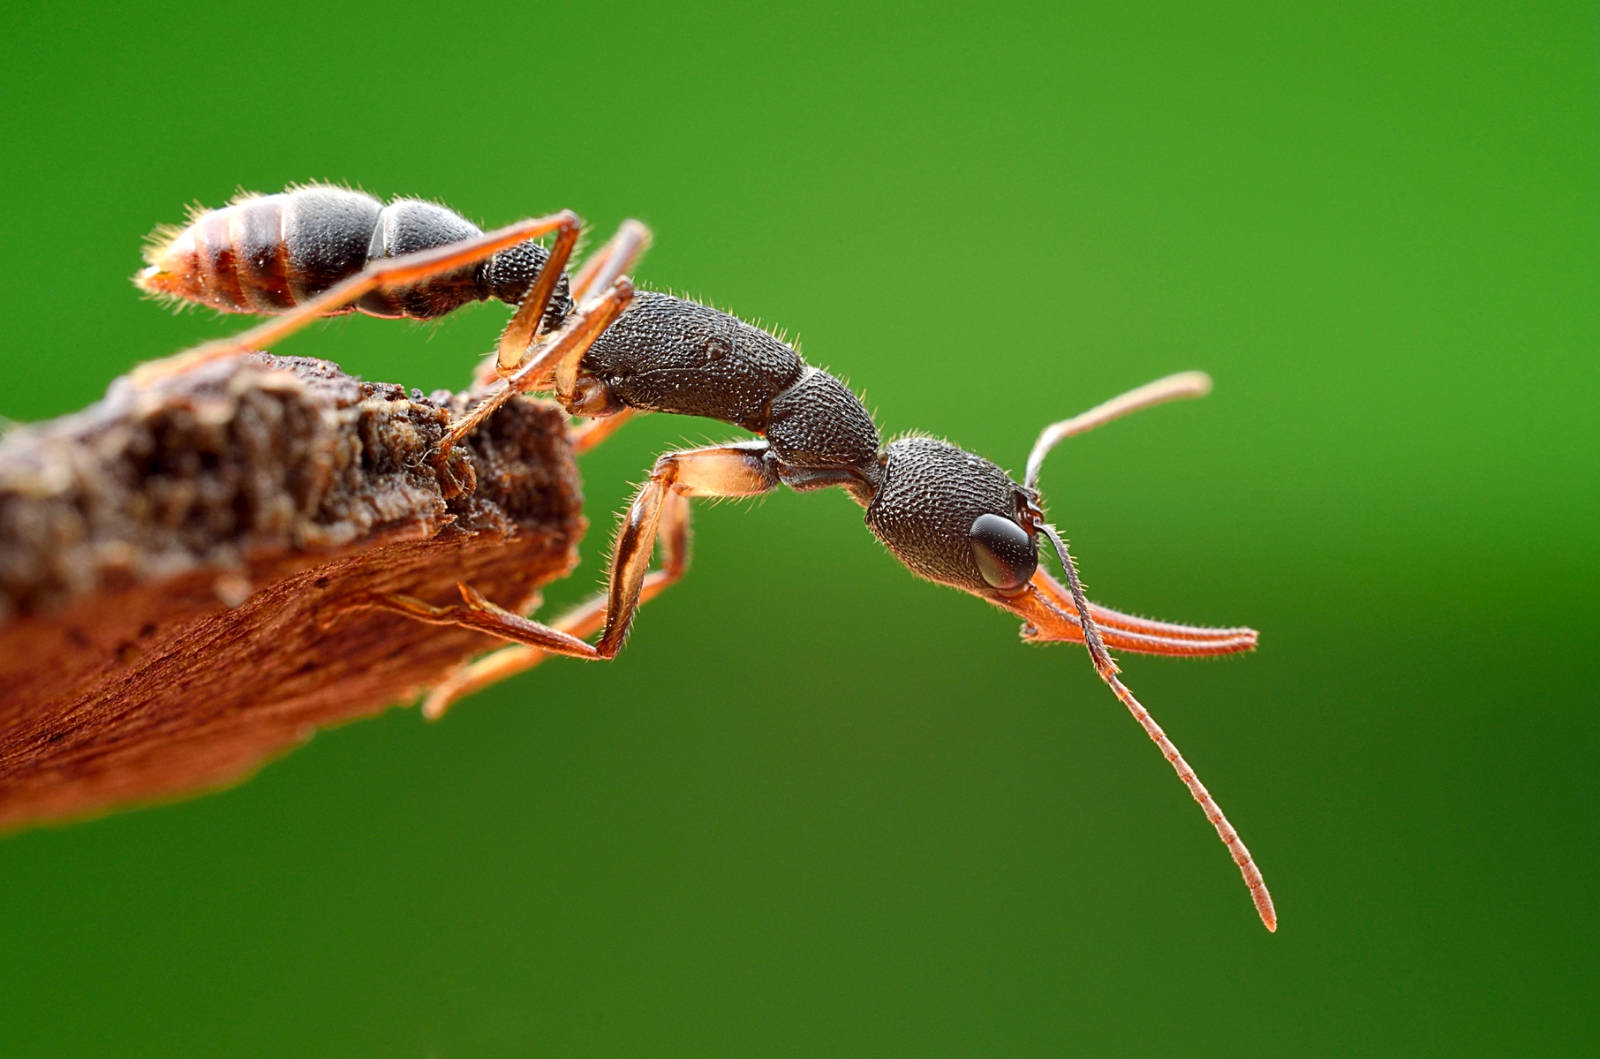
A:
[0,354,585,829]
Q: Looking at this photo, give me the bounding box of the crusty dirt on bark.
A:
[0,354,585,829]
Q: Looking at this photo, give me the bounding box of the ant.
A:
[132,186,1276,931]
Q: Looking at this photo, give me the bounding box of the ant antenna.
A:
[1024,371,1213,491]
[1027,373,1277,932]
[1036,523,1276,931]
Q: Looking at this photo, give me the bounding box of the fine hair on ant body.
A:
[133,187,1276,931]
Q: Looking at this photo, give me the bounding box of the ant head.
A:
[864,381,1277,932]
[865,375,1219,636]
[864,437,1043,598]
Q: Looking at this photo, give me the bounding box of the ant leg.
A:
[419,565,672,720]
[131,212,581,386]
[504,216,649,445]
[571,409,636,454]
[379,584,600,660]
[386,440,777,716]
[570,219,652,304]
[594,440,778,656]
[473,218,653,388]
[491,213,584,373]
[439,278,636,453]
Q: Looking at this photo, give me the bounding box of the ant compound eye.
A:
[969,513,1037,593]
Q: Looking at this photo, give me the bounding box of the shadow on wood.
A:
[0,355,585,829]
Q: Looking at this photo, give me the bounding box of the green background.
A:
[2,1,1594,1054]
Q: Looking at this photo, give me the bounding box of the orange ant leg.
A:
[570,408,636,454]
[380,584,600,660]
[391,440,774,717]
[131,212,580,386]
[417,568,677,719]
[439,278,636,453]
[491,213,583,373]
[474,219,654,389]
[591,441,777,655]
[570,219,652,304]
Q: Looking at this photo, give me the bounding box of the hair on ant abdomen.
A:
[137,186,572,328]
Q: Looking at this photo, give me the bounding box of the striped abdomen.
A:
[136,186,571,325]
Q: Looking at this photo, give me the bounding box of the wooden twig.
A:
[0,354,584,829]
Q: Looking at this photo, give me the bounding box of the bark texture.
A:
[0,354,584,829]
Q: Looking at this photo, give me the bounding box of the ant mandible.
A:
[132,186,1275,931]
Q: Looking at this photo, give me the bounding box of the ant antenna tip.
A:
[1023,370,1221,489]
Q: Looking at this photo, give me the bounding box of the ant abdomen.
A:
[137,186,571,326]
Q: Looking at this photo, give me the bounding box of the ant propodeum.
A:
[132,186,1275,931]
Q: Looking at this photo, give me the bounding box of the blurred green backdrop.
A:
[1,1,1594,1055]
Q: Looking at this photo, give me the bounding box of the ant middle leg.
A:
[439,277,636,453]
[131,212,581,386]
[570,409,636,454]
[474,218,654,388]
[387,440,779,715]
[570,219,652,305]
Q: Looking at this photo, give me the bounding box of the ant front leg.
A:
[595,440,778,655]
[131,212,582,387]
[395,440,780,717]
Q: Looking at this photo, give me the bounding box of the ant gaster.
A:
[132,187,1276,932]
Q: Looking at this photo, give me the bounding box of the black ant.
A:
[132,187,1276,931]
